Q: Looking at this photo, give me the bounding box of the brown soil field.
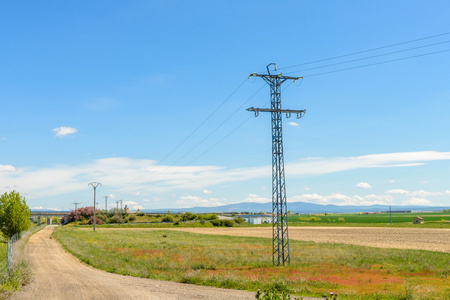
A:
[95,226,450,253]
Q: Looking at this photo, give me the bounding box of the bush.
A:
[137,212,145,217]
[181,212,197,221]
[128,214,136,221]
[110,214,123,224]
[211,220,220,226]
[88,216,103,225]
[162,215,174,222]
[234,217,245,224]
[338,217,345,223]
[199,219,206,225]
[222,220,234,227]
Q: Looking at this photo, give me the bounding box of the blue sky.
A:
[1,1,450,211]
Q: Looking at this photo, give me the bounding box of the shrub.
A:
[162,215,174,222]
[128,214,136,221]
[88,216,103,225]
[110,214,123,223]
[234,217,245,224]
[174,221,180,225]
[338,217,345,223]
[211,220,220,226]
[199,219,206,225]
[137,212,145,217]
[181,212,197,221]
[222,220,234,227]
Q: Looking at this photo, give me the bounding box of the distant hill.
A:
[141,201,448,214]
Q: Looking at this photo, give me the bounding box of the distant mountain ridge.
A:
[141,201,448,214]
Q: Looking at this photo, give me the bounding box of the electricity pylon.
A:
[247,63,305,266]
[104,195,109,211]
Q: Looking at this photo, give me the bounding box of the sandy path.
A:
[99,226,450,253]
[11,226,265,300]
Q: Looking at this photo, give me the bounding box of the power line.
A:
[278,31,450,70]
[303,48,450,78]
[130,83,266,192]
[284,40,450,75]
[125,78,248,186]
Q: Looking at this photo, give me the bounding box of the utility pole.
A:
[88,182,101,232]
[247,63,304,267]
[116,200,119,213]
[104,195,109,212]
[72,202,81,227]
[119,200,123,213]
[390,206,392,225]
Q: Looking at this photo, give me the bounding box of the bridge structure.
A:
[29,211,69,225]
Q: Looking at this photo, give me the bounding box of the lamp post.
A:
[88,182,101,231]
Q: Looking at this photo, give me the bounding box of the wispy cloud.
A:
[53,126,77,137]
[287,122,299,127]
[1,151,450,201]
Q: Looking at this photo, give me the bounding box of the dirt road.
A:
[12,226,266,300]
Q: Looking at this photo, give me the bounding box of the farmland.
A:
[53,226,450,299]
[288,211,450,227]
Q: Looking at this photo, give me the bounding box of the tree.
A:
[0,191,31,238]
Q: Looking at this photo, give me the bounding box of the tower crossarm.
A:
[246,107,306,119]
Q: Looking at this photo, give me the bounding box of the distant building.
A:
[241,214,272,224]
[413,217,424,224]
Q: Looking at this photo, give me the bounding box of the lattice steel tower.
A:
[247,63,305,266]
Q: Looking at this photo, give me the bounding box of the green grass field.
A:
[53,227,450,300]
[288,211,450,226]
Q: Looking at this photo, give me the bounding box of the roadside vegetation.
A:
[63,208,249,228]
[53,227,450,299]
[0,191,40,299]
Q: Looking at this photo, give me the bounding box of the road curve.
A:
[12,226,261,300]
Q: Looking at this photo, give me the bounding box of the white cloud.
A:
[53,126,77,137]
[386,189,441,197]
[244,194,271,203]
[2,151,450,202]
[176,195,222,208]
[402,198,431,206]
[202,189,212,194]
[287,122,299,127]
[0,165,16,172]
[356,182,372,189]
[143,199,149,202]
[289,193,394,206]
[32,206,43,209]
[410,190,442,197]
[386,189,409,194]
[389,180,395,183]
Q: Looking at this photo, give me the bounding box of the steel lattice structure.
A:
[247,63,305,266]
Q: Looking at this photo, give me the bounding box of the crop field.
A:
[53,227,450,299]
[288,211,450,226]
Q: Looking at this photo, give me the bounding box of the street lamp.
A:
[88,182,101,231]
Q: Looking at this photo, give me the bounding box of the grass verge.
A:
[0,225,45,299]
[53,227,450,299]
